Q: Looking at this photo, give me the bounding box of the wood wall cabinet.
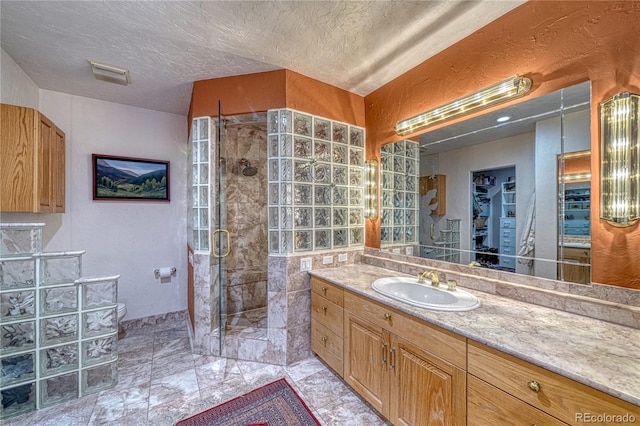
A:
[468,340,640,425]
[419,174,446,215]
[342,289,466,425]
[1,104,65,213]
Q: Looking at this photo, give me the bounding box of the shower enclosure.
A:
[189,106,268,357]
[189,105,367,363]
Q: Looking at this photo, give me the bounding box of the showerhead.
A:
[239,158,258,176]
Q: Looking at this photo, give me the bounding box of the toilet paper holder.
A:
[154,267,176,278]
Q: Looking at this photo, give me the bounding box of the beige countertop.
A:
[309,263,640,407]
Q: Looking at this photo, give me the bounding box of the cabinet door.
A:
[53,126,65,212]
[343,312,389,415]
[37,113,54,211]
[390,336,466,426]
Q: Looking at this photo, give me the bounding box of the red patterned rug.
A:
[175,378,321,426]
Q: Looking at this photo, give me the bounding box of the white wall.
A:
[1,50,188,320]
[1,48,39,108]
[535,108,591,278]
[438,132,535,263]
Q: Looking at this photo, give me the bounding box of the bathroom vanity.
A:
[310,263,640,425]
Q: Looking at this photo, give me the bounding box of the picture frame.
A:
[92,154,170,201]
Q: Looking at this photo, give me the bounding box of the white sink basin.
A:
[371,277,481,312]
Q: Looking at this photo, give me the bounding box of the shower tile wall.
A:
[223,117,268,315]
[267,109,366,254]
[380,140,420,247]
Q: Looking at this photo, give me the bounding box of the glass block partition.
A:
[267,109,366,253]
[0,224,118,419]
[380,140,420,246]
[189,117,212,252]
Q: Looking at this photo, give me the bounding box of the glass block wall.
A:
[0,224,118,419]
[189,117,212,252]
[267,109,366,253]
[380,140,419,246]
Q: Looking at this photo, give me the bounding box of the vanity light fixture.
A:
[600,91,640,226]
[394,75,532,136]
[364,160,379,220]
[89,60,131,86]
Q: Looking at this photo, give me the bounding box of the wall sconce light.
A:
[364,160,379,219]
[394,75,532,136]
[600,91,640,226]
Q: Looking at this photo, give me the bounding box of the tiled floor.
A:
[4,318,389,425]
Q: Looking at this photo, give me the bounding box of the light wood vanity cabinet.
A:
[1,103,66,213]
[311,276,639,425]
[558,246,591,284]
[310,277,344,376]
[338,283,466,425]
[468,340,640,425]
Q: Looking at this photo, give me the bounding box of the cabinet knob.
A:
[321,306,327,312]
[321,336,327,343]
[383,313,392,321]
[527,380,541,393]
[321,287,327,293]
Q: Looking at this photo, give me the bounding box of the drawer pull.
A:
[527,380,541,393]
[321,305,327,312]
[383,313,392,321]
[321,336,328,344]
[321,287,327,293]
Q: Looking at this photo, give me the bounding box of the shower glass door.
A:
[213,101,230,355]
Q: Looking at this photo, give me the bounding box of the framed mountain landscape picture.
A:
[92,154,170,201]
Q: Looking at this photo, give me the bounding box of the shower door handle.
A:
[212,229,230,258]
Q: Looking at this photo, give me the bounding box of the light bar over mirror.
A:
[394,75,532,136]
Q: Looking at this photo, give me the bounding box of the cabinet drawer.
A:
[468,341,640,424]
[500,218,516,229]
[501,245,516,256]
[311,294,343,336]
[468,375,567,425]
[562,247,590,260]
[344,290,466,368]
[499,228,516,239]
[499,256,516,268]
[564,219,589,229]
[311,319,343,376]
[499,236,516,248]
[311,277,344,307]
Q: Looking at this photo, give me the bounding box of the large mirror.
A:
[380,81,592,284]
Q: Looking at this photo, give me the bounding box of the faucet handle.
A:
[447,279,457,291]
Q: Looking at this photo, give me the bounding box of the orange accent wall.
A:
[190,70,287,120]
[188,69,365,126]
[285,70,365,127]
[364,1,640,288]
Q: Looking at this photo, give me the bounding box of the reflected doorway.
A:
[471,166,516,271]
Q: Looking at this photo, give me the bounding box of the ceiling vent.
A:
[89,60,130,86]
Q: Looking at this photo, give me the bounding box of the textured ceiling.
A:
[1,1,524,116]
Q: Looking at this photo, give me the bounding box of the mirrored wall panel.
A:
[380,82,592,284]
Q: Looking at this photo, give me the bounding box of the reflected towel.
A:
[518,191,535,264]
